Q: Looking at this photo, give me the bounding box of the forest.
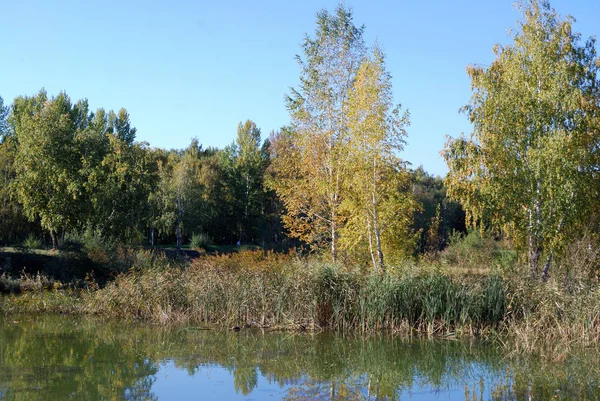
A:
[0,91,463,259]
[0,5,466,269]
[1,0,600,351]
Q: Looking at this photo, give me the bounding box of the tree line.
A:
[2,0,596,279]
[0,88,457,260]
[0,95,286,250]
[0,4,463,270]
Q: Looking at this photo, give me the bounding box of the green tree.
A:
[341,48,417,270]
[0,96,32,245]
[269,5,366,260]
[222,120,270,244]
[81,108,155,242]
[152,140,205,249]
[11,91,83,248]
[0,96,9,141]
[442,0,600,279]
[411,167,466,254]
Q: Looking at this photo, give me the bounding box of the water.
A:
[0,316,599,400]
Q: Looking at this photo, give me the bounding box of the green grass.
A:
[2,241,600,360]
[83,251,507,334]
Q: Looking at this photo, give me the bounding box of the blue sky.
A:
[2,0,598,176]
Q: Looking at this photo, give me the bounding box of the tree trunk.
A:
[331,221,336,262]
[176,225,182,250]
[371,157,384,272]
[542,253,552,281]
[529,238,542,278]
[151,226,155,247]
[367,218,377,271]
[329,379,335,401]
[175,213,182,250]
[529,182,543,278]
[372,194,384,272]
[50,230,58,250]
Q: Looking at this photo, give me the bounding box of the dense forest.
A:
[1,0,599,282]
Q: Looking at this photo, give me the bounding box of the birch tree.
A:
[341,48,416,271]
[269,5,366,260]
[443,0,600,279]
[222,120,268,244]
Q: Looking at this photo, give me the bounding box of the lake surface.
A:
[1,316,599,400]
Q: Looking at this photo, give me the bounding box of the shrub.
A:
[440,230,513,272]
[190,233,213,251]
[22,235,42,251]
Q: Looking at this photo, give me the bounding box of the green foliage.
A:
[11,91,83,248]
[9,90,154,248]
[190,232,212,250]
[21,234,42,251]
[443,0,600,278]
[0,96,9,140]
[440,230,517,273]
[411,166,466,254]
[221,121,273,245]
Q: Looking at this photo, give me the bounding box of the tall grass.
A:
[500,276,600,359]
[5,230,600,358]
[86,250,507,333]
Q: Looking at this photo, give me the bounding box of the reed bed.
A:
[5,246,600,356]
[501,277,600,359]
[85,251,507,333]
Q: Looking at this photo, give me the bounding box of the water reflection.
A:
[0,316,599,400]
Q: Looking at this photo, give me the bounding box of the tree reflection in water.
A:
[1,316,600,400]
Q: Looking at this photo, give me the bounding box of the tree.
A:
[81,108,155,242]
[0,96,32,245]
[411,167,466,254]
[11,91,84,248]
[0,96,9,141]
[442,0,600,279]
[152,140,205,249]
[222,120,270,244]
[269,5,366,260]
[341,48,417,271]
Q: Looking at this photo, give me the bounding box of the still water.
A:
[0,315,599,400]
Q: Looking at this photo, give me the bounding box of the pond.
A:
[0,316,599,400]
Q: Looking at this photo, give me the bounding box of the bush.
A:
[21,235,42,251]
[60,227,132,281]
[190,233,213,251]
[440,230,513,272]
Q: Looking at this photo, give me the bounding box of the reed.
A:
[85,251,507,333]
[5,246,600,357]
[502,276,600,359]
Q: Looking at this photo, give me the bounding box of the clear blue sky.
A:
[2,0,598,176]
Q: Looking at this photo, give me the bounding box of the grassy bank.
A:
[2,240,600,358]
[85,251,506,332]
[1,248,506,332]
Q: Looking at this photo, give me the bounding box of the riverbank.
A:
[1,249,505,329]
[2,247,600,360]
